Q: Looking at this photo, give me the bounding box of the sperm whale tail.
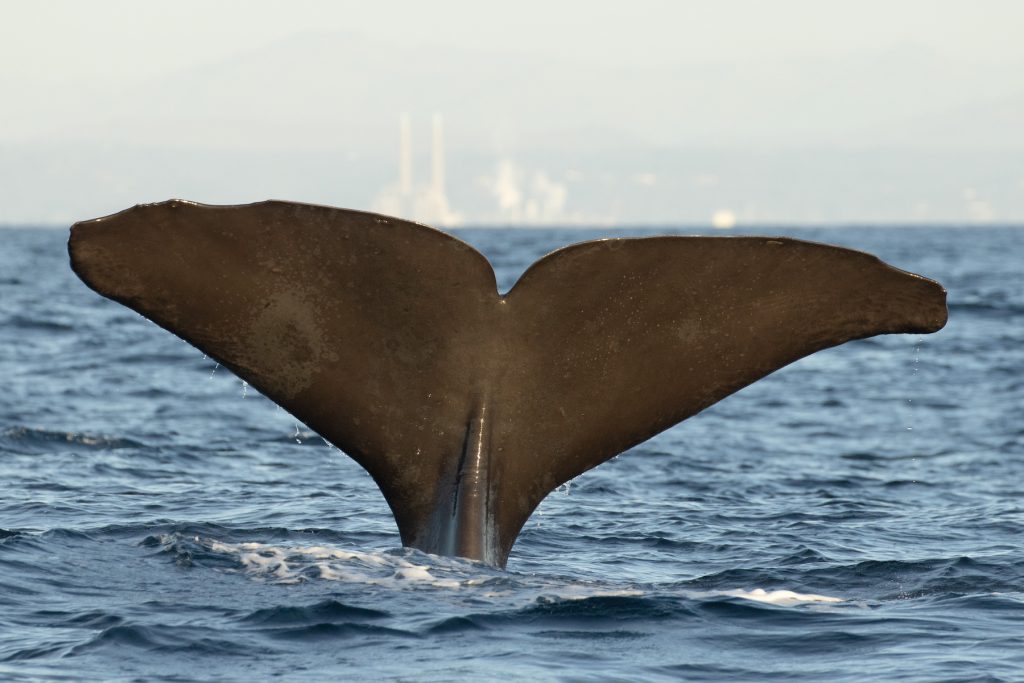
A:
[69,200,947,567]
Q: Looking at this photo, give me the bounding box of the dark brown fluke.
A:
[69,200,947,567]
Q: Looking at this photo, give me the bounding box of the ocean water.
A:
[1,224,1022,682]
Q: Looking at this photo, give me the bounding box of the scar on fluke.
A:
[69,200,948,568]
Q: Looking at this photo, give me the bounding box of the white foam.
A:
[202,537,476,589]
[186,536,844,606]
[714,588,844,605]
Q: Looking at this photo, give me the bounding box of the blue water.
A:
[1,225,1022,682]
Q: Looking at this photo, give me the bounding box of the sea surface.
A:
[1,224,1022,682]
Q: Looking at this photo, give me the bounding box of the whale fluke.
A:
[69,200,947,567]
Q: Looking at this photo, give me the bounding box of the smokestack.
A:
[431,113,445,196]
[399,114,412,196]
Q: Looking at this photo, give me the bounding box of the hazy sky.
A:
[5,0,1023,82]
[3,1,1023,224]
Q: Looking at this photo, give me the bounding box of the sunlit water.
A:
[1,225,1022,681]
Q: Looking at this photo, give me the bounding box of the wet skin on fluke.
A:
[68,200,948,568]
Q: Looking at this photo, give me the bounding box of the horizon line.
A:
[5,221,1024,231]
